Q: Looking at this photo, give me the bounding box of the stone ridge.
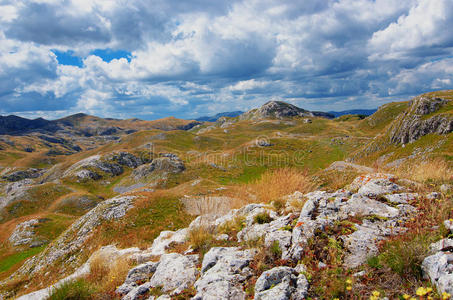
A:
[240,100,334,120]
[389,96,453,144]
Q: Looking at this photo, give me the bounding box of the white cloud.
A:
[0,0,452,119]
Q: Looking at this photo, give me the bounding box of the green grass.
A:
[0,245,46,273]
[98,193,193,248]
[47,278,96,300]
[34,214,75,241]
[0,184,72,223]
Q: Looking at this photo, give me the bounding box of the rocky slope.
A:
[5,172,450,299]
[240,101,334,120]
[388,94,453,144]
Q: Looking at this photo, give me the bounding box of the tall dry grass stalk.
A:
[182,196,232,216]
[231,168,316,208]
[87,253,132,293]
[395,158,452,183]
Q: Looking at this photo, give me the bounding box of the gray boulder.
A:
[358,179,405,197]
[194,247,257,300]
[149,253,199,294]
[422,250,453,295]
[133,156,185,180]
[254,266,308,300]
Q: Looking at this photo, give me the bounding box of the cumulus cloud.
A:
[0,0,452,119]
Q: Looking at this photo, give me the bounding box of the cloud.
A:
[0,0,452,119]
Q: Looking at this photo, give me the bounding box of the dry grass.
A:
[181,196,232,216]
[187,225,214,254]
[87,251,132,294]
[230,168,316,208]
[394,158,452,184]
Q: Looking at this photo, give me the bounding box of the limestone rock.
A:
[357,179,404,197]
[194,247,257,300]
[149,253,199,294]
[254,266,308,300]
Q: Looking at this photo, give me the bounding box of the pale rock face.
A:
[15,196,135,277]
[383,193,418,204]
[147,228,189,256]
[357,179,405,197]
[254,266,308,300]
[340,194,400,219]
[422,249,453,295]
[149,253,199,294]
[194,247,257,300]
[8,219,39,246]
[133,156,185,180]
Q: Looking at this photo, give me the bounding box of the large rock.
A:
[2,168,45,182]
[194,247,257,300]
[133,156,185,180]
[9,219,39,247]
[389,95,453,144]
[13,196,135,277]
[254,266,308,300]
[340,194,400,219]
[357,179,405,197]
[149,253,199,294]
[422,249,453,295]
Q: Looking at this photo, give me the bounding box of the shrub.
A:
[254,212,272,224]
[47,278,95,300]
[270,241,282,258]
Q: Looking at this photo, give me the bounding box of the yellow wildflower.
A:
[346,279,352,284]
[443,292,451,299]
[372,291,380,297]
[346,285,352,291]
[402,294,410,299]
[416,287,428,296]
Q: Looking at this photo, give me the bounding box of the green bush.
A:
[47,278,95,300]
[254,212,272,224]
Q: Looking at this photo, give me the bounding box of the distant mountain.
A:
[240,101,335,120]
[0,115,60,135]
[0,113,201,136]
[196,111,244,122]
[328,109,377,118]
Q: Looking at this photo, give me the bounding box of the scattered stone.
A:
[383,193,418,204]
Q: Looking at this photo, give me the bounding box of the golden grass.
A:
[187,225,214,253]
[394,158,452,184]
[87,252,132,294]
[181,196,232,216]
[230,168,316,208]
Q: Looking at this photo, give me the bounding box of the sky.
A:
[0,0,452,120]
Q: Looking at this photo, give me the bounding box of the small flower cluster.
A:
[401,287,451,300]
[369,290,381,300]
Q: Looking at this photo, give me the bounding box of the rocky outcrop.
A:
[254,266,308,300]
[388,96,453,144]
[8,219,40,247]
[63,152,143,181]
[133,155,185,180]
[240,101,334,120]
[422,220,453,295]
[13,195,135,277]
[193,247,257,300]
[10,173,434,299]
[2,168,45,182]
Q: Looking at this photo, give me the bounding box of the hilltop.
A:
[0,91,451,299]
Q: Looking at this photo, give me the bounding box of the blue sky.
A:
[0,0,452,120]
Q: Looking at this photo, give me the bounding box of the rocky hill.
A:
[240,101,334,120]
[0,91,451,299]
